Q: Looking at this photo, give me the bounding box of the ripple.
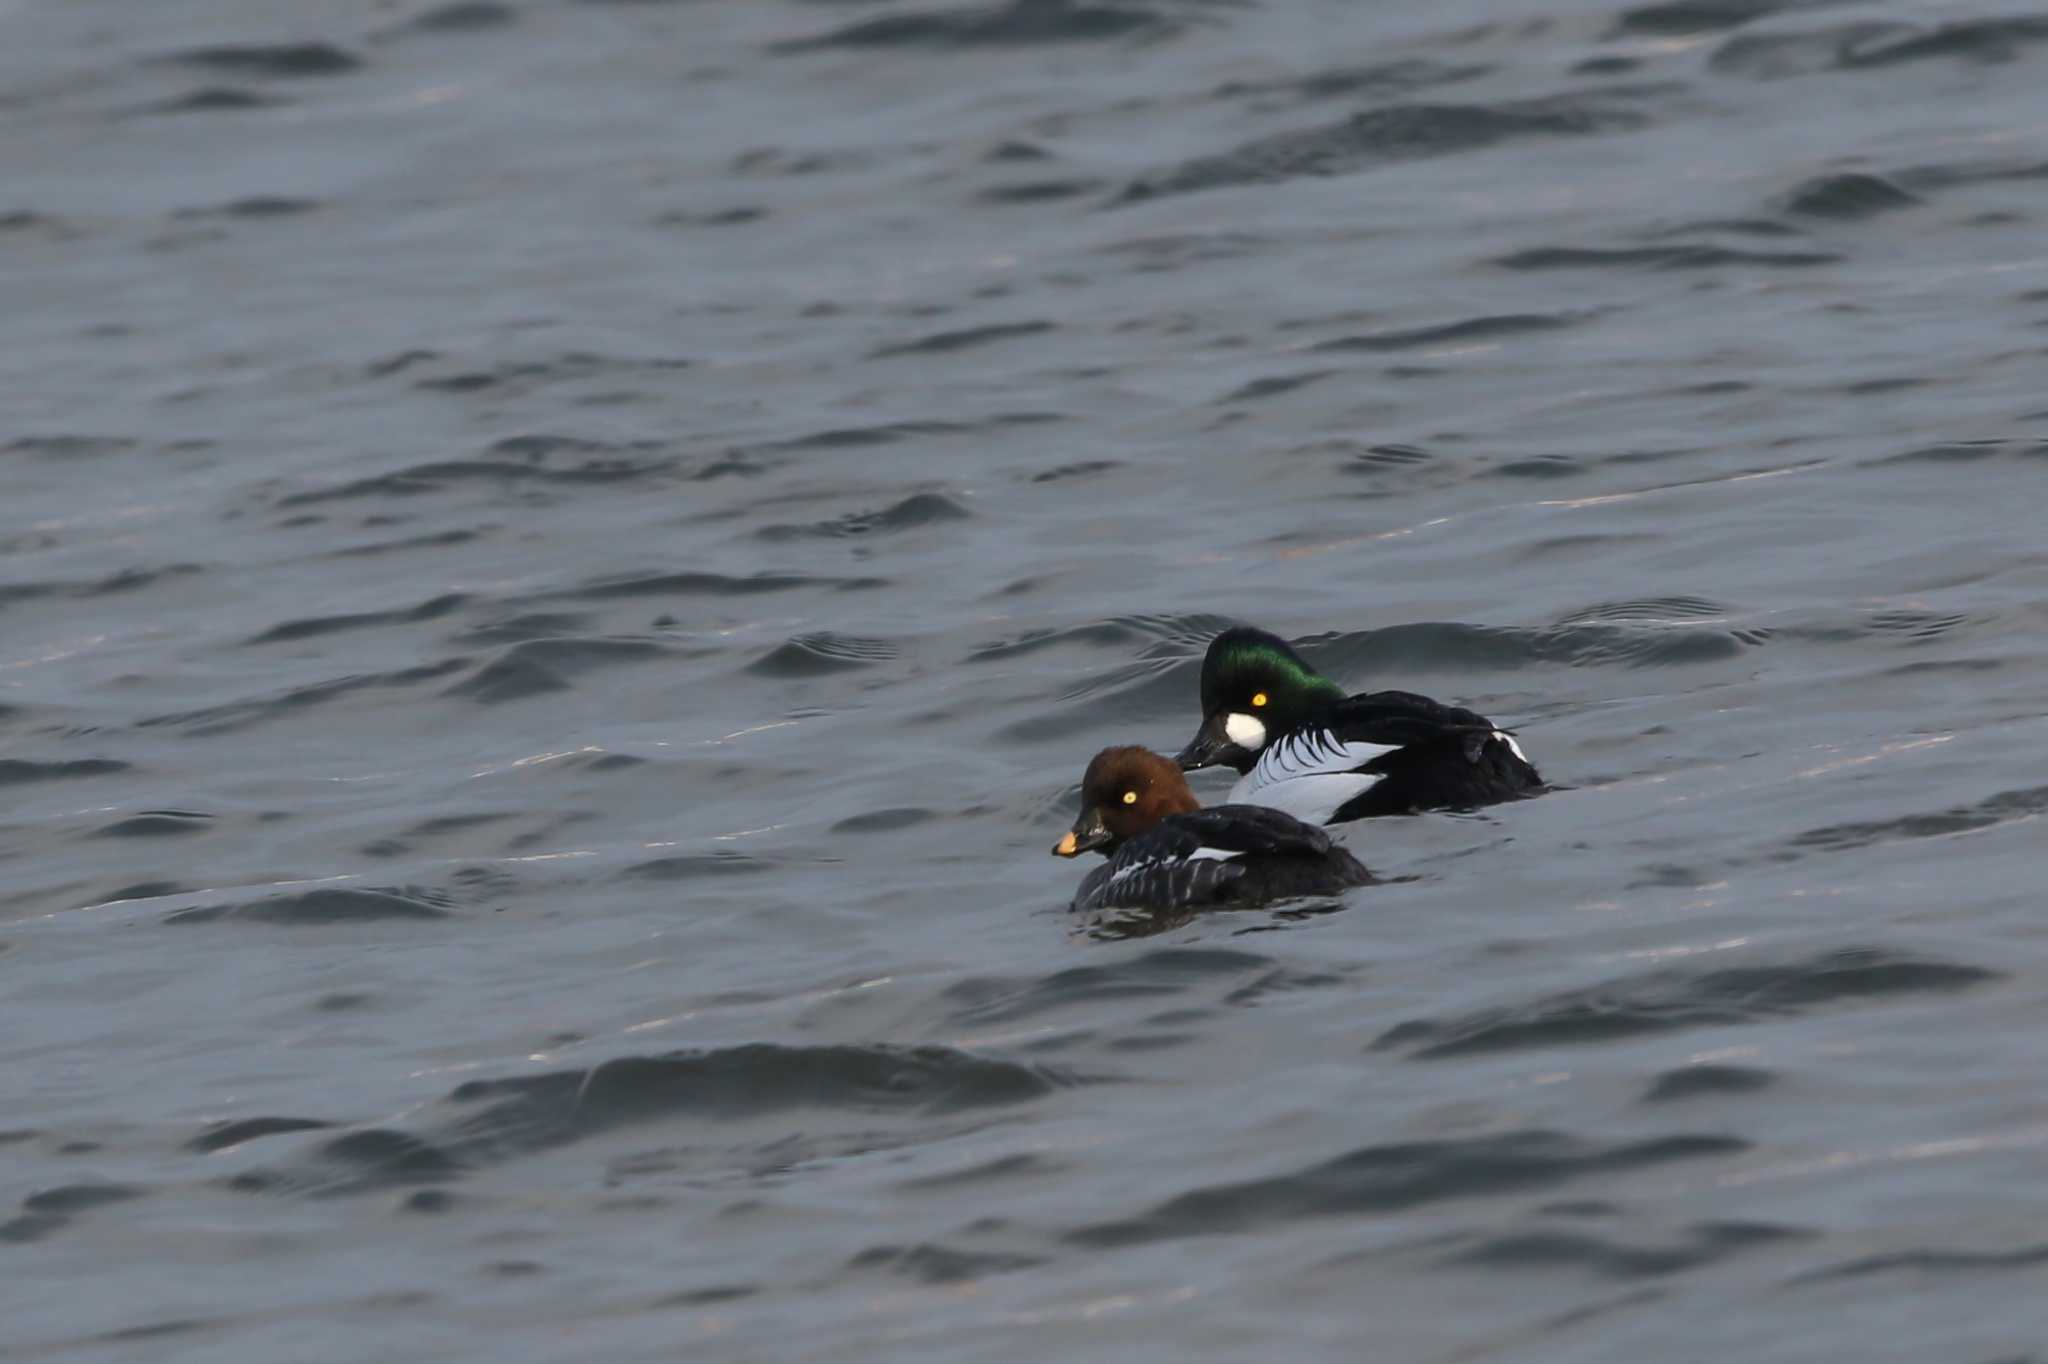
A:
[746,633,899,677]
[1497,244,1838,270]
[541,569,881,601]
[172,197,321,220]
[1211,58,1490,107]
[325,528,484,558]
[940,947,1337,1027]
[1121,93,1654,201]
[189,1117,337,1154]
[1611,0,1786,37]
[1216,370,1340,403]
[750,420,975,453]
[246,592,467,645]
[1488,455,1585,479]
[0,564,201,610]
[0,1182,143,1245]
[654,1284,757,1306]
[774,0,1180,53]
[1067,1131,1745,1246]
[166,887,451,926]
[846,1242,1046,1283]
[22,1183,144,1215]
[163,43,364,77]
[1790,1243,2048,1284]
[1027,458,1121,483]
[445,638,668,703]
[360,812,515,859]
[3,435,138,458]
[1311,312,1581,353]
[147,87,289,114]
[95,811,213,838]
[756,492,972,540]
[1874,439,2048,465]
[1641,1064,1776,1104]
[978,178,1105,204]
[1861,607,1974,642]
[276,452,674,506]
[0,759,129,786]
[963,619,1153,664]
[621,852,779,881]
[139,659,472,735]
[455,612,591,644]
[1553,596,1737,625]
[1706,19,2048,78]
[1787,786,2048,854]
[1842,16,2048,68]
[870,321,1054,358]
[830,807,937,834]
[1297,617,1757,671]
[397,2,518,34]
[1446,1221,1812,1278]
[1780,171,1922,219]
[1373,948,1997,1058]
[229,1044,1067,1195]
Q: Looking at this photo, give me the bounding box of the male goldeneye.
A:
[1173,625,1543,825]
[1050,745,1373,912]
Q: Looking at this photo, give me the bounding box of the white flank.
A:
[1228,771,1380,824]
[1228,727,1398,824]
[1223,711,1267,750]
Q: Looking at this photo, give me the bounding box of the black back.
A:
[1073,805,1370,912]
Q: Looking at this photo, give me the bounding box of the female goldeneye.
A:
[1173,625,1543,825]
[1050,745,1373,912]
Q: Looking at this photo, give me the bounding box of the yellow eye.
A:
[1251,692,1268,708]
[1122,790,1138,805]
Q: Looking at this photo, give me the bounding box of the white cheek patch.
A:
[1494,731,1529,764]
[1223,712,1267,750]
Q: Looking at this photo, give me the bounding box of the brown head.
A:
[1050,745,1201,858]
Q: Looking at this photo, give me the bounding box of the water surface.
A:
[5,0,2048,1359]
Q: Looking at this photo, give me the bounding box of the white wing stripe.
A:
[1106,845,1241,889]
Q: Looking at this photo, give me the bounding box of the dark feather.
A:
[1070,806,1369,912]
[1328,690,1501,748]
[1144,805,1335,858]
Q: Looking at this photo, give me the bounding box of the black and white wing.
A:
[1079,848,1242,912]
[1231,691,1533,823]
[1076,808,1331,911]
[1227,724,1403,825]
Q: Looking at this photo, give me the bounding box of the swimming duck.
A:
[1173,626,1542,824]
[1051,745,1373,912]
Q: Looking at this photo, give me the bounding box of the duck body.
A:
[1178,628,1543,825]
[1070,803,1373,912]
[1052,746,1373,913]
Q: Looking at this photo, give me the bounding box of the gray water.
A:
[6,0,2048,1359]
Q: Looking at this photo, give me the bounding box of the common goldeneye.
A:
[1051,745,1374,912]
[1173,625,1543,824]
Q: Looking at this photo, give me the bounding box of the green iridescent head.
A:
[1177,626,1343,773]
